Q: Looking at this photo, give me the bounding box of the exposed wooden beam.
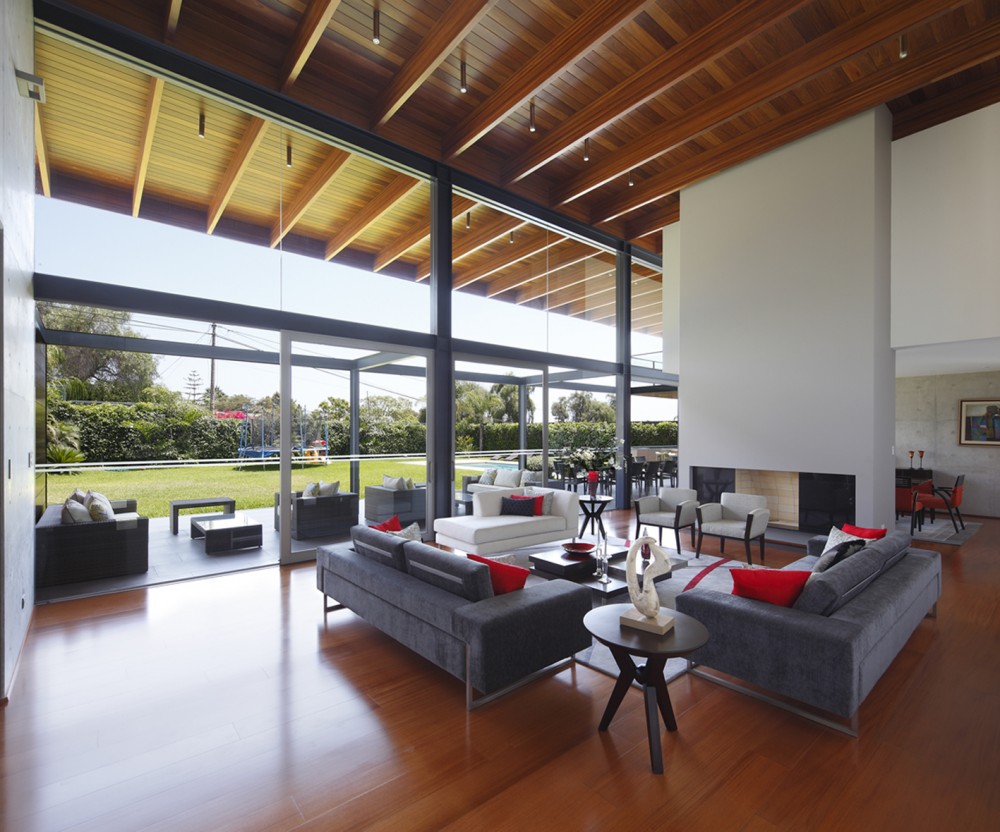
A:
[442,0,651,160]
[270,147,351,247]
[485,242,607,297]
[454,232,567,290]
[207,117,268,234]
[590,3,996,223]
[373,0,495,129]
[416,211,525,280]
[164,0,182,40]
[558,0,965,207]
[621,196,680,241]
[373,196,477,272]
[514,258,617,305]
[280,0,342,93]
[893,73,1000,139]
[324,173,422,260]
[133,76,164,217]
[34,106,51,198]
[504,0,808,184]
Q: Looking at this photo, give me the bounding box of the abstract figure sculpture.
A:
[621,534,675,634]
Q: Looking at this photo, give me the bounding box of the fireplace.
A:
[690,467,855,533]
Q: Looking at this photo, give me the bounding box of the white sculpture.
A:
[621,534,674,634]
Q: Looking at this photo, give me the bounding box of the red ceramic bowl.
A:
[562,542,596,555]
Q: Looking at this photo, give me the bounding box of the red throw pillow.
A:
[511,494,544,516]
[841,524,887,540]
[731,569,811,607]
[372,515,402,532]
[468,554,530,595]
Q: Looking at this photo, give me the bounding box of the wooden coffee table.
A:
[584,605,709,773]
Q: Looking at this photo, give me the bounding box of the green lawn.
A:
[45,460,482,518]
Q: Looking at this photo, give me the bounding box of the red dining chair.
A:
[920,475,966,534]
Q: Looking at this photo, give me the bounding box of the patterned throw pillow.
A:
[820,525,865,556]
[389,522,422,541]
[84,490,115,521]
[478,469,498,486]
[405,477,415,490]
[302,482,320,497]
[500,496,535,516]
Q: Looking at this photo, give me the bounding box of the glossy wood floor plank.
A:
[2,512,998,830]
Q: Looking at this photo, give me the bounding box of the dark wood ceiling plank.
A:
[563,0,967,207]
[623,196,680,241]
[443,0,652,160]
[280,0,342,93]
[270,146,352,247]
[34,106,52,198]
[373,195,477,272]
[324,172,422,260]
[592,13,1000,226]
[207,116,269,234]
[504,0,809,184]
[373,0,496,129]
[164,0,182,41]
[416,211,525,280]
[893,72,1000,138]
[454,232,567,290]
[132,75,164,217]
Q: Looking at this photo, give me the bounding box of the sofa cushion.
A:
[821,525,866,555]
[523,486,554,515]
[403,542,493,601]
[494,469,522,488]
[812,538,866,574]
[473,488,523,517]
[303,482,320,497]
[511,494,544,515]
[351,524,408,571]
[68,488,87,505]
[61,499,93,524]
[841,523,887,540]
[478,468,497,486]
[85,491,115,521]
[700,519,748,538]
[317,480,340,496]
[732,568,811,607]
[434,514,565,546]
[389,521,422,541]
[467,554,530,595]
[372,515,402,532]
[501,496,535,517]
[382,475,406,490]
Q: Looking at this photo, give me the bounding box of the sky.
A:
[36,198,676,422]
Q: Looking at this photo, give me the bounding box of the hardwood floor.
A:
[3,511,999,831]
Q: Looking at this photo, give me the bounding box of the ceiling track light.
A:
[628,170,634,187]
[509,230,515,244]
[465,212,471,229]
[529,100,536,133]
[286,143,292,167]
[583,137,590,162]
[372,9,381,45]
[198,111,205,138]
[898,33,908,59]
[460,60,468,94]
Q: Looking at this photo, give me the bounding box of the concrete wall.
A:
[676,108,895,527]
[896,370,1000,518]
[1,0,37,701]
[891,103,1000,349]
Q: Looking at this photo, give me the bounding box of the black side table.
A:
[583,605,710,773]
[579,494,614,536]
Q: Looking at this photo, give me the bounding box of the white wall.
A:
[662,224,679,375]
[1,0,38,700]
[676,108,895,527]
[897,371,1000,518]
[892,103,1000,349]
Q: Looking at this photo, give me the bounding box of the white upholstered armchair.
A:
[633,487,698,553]
[696,492,770,565]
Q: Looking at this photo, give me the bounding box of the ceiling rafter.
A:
[280,0,342,92]
[132,75,164,217]
[504,0,809,184]
[622,196,680,241]
[416,211,525,280]
[892,73,1000,139]
[373,196,477,272]
[515,263,615,306]
[485,241,607,297]
[207,116,268,234]
[454,232,567,290]
[324,173,422,260]
[271,146,352,247]
[34,106,51,198]
[373,0,495,129]
[558,0,966,207]
[164,0,182,40]
[591,13,1000,224]
[442,0,652,160]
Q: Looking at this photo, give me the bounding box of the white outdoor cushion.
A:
[317,480,340,496]
[68,488,88,505]
[493,469,522,488]
[302,482,320,497]
[382,475,406,490]
[389,521,421,541]
[85,490,115,521]
[61,499,93,524]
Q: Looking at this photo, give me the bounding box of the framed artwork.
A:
[959,400,1000,446]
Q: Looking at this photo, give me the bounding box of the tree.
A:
[489,380,534,423]
[184,370,203,402]
[359,395,418,425]
[41,303,158,402]
[552,391,616,422]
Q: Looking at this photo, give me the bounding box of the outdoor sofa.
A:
[364,482,427,527]
[274,489,359,539]
[317,525,591,707]
[675,529,941,733]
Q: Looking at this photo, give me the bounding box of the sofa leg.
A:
[465,645,574,710]
[323,596,345,616]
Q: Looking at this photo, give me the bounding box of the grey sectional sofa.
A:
[317,525,592,708]
[675,530,940,733]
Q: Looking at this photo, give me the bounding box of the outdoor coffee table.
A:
[584,605,709,774]
[190,512,263,554]
[170,497,236,534]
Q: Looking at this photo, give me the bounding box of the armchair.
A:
[274,490,359,540]
[696,492,770,565]
[920,475,966,533]
[633,487,698,553]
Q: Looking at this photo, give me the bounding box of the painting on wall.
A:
[959,400,1000,445]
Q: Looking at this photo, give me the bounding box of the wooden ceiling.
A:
[32,0,1000,338]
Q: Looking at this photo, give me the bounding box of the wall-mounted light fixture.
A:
[529,100,536,133]
[372,9,381,45]
[198,111,206,138]
[15,69,45,103]
[898,33,908,59]
[460,60,468,94]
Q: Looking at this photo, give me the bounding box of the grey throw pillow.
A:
[524,487,554,515]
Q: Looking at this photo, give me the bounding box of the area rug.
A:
[897,518,981,546]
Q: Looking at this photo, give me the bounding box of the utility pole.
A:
[209,322,217,413]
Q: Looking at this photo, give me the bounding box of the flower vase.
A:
[587,471,599,498]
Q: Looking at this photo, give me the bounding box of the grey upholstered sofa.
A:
[675,530,940,733]
[317,525,591,707]
[35,500,149,587]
